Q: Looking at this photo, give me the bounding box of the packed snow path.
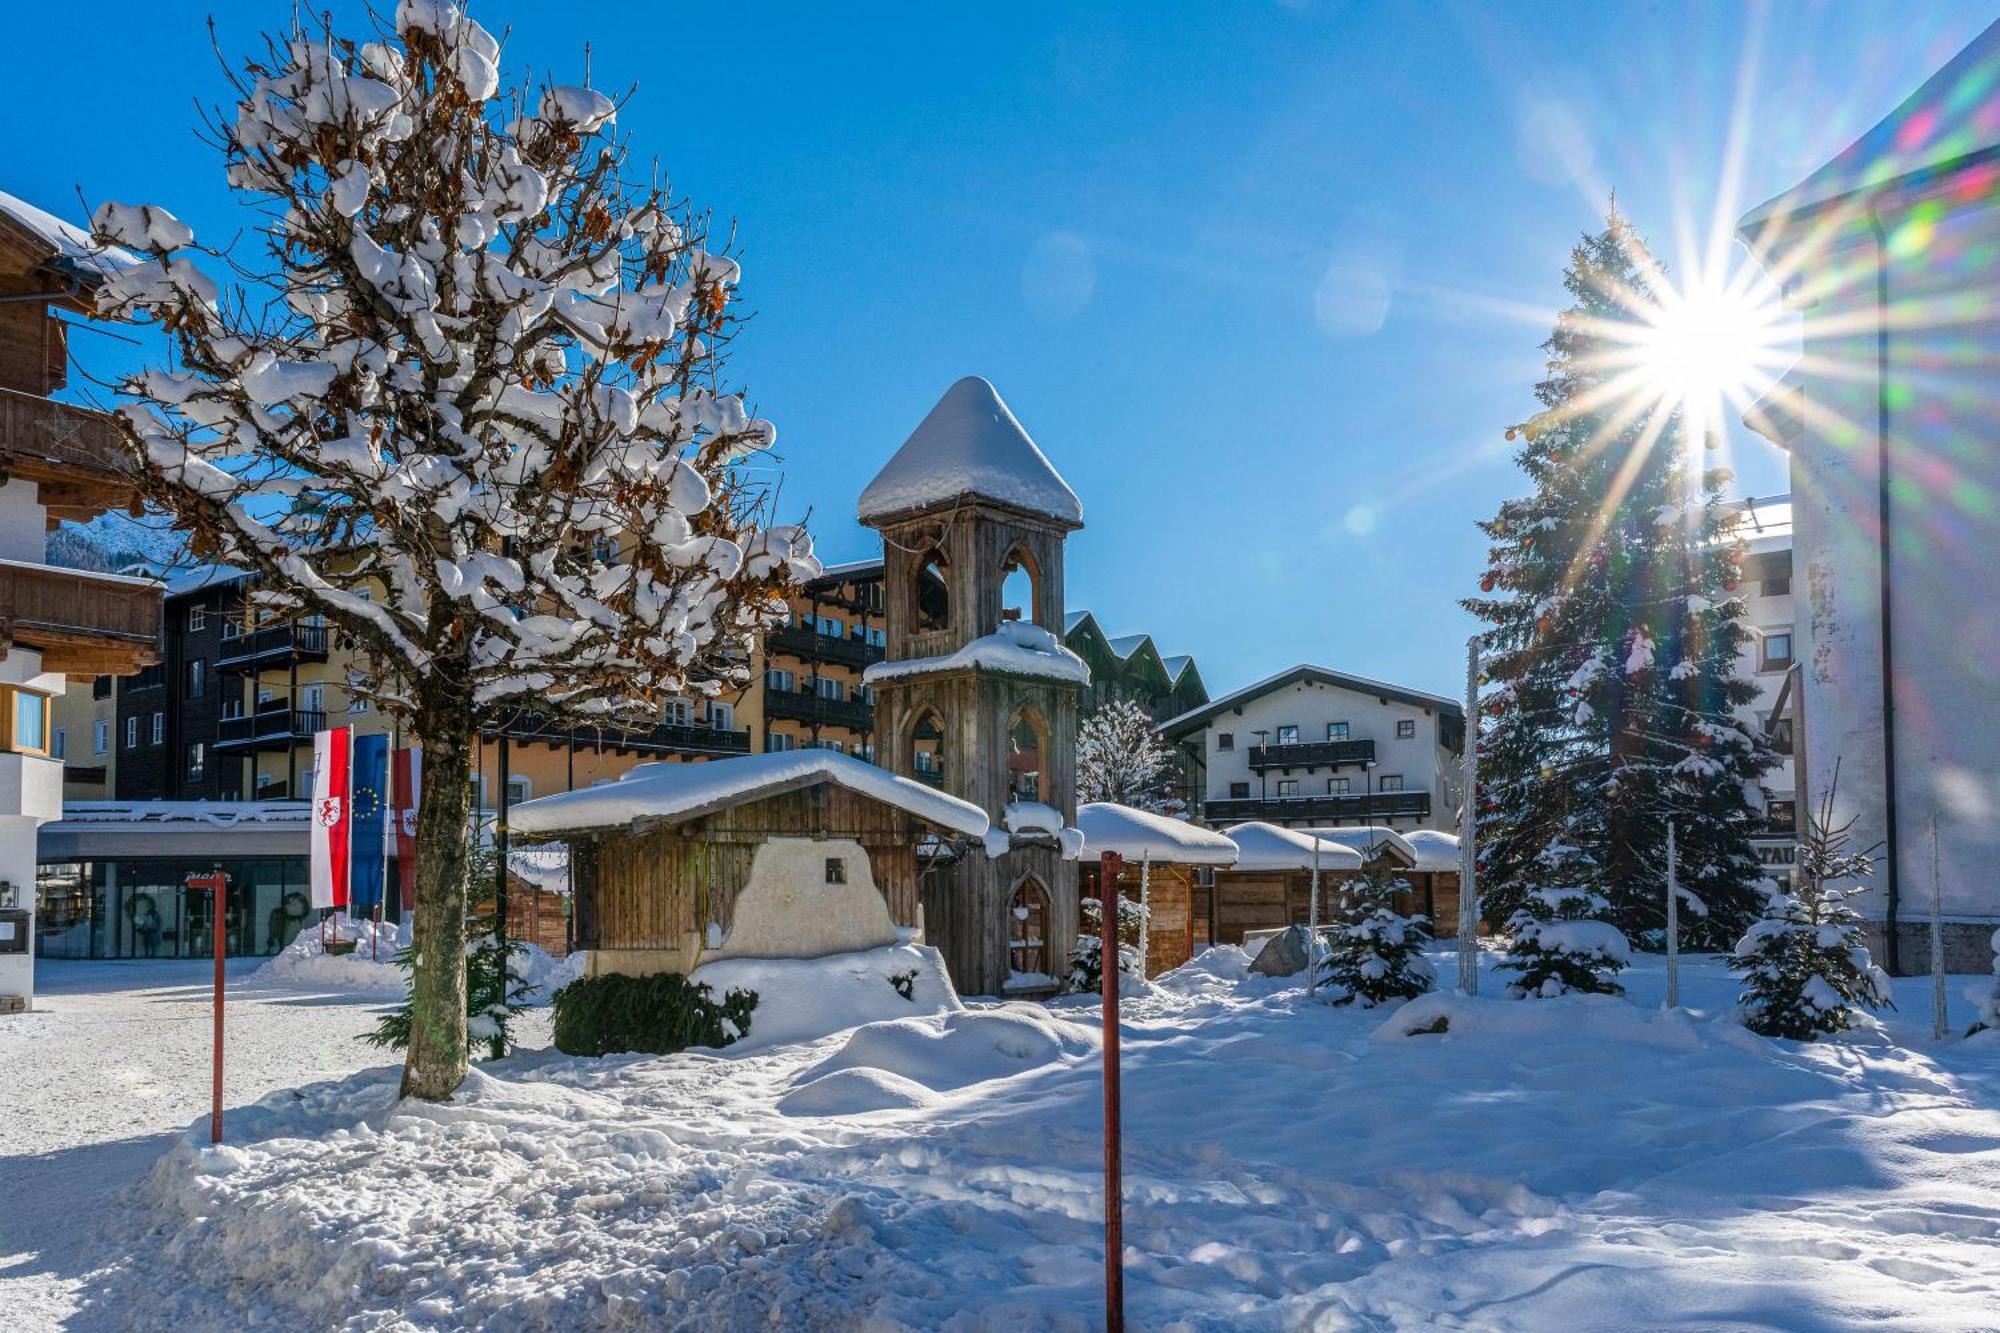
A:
[6,953,2000,1329]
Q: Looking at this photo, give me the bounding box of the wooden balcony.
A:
[0,558,161,676]
[1246,738,1376,773]
[216,622,330,672]
[217,704,327,752]
[0,387,141,524]
[765,687,875,732]
[767,623,883,670]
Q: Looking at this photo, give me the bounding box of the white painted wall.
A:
[0,480,45,563]
[0,646,63,1006]
[1198,676,1459,831]
[707,837,899,960]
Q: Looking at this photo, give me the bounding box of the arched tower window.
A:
[1009,877,1052,979]
[1006,705,1047,804]
[1000,546,1040,626]
[916,548,950,633]
[911,709,947,787]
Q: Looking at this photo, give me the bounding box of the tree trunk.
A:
[400,712,476,1101]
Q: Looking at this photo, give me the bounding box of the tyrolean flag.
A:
[309,728,352,910]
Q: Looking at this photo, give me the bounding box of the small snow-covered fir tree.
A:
[1067,894,1147,991]
[91,8,815,1100]
[1969,929,2000,1036]
[1465,205,1776,949]
[1076,699,1178,811]
[1499,844,1629,997]
[1734,779,1893,1040]
[1317,863,1434,1006]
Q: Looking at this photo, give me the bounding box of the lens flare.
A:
[1625,267,1793,448]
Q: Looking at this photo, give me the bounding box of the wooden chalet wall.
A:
[570,782,932,959]
[1081,860,1200,977]
[1208,868,1362,946]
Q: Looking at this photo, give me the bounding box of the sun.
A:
[1627,267,1792,448]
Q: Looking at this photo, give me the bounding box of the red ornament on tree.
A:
[1480,573,1496,592]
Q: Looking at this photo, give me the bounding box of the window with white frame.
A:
[707,701,734,730]
[768,731,798,752]
[766,668,795,692]
[1327,721,1350,740]
[1377,774,1404,792]
[1275,725,1300,745]
[126,716,138,749]
[151,712,164,745]
[1759,629,1794,672]
[1328,777,1350,794]
[94,720,109,755]
[1276,778,1299,797]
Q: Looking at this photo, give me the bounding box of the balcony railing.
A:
[0,559,161,675]
[498,714,752,757]
[0,386,135,482]
[766,688,875,732]
[1202,790,1432,825]
[216,622,330,671]
[767,623,883,670]
[216,706,326,750]
[1246,738,1376,772]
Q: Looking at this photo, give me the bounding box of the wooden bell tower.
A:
[859,377,1086,996]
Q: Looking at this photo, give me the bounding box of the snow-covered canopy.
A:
[987,801,1086,860]
[510,749,989,840]
[857,376,1082,527]
[1220,822,1364,874]
[53,800,307,828]
[1401,829,1463,874]
[864,619,1089,687]
[1077,803,1238,866]
[1304,826,1419,869]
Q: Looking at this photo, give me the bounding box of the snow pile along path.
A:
[80,951,2000,1329]
[247,914,409,992]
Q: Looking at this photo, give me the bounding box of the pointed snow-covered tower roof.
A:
[858,376,1083,529]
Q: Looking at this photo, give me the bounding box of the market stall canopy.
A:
[1401,829,1463,874]
[1076,803,1238,866]
[1302,826,1419,869]
[1220,822,1364,873]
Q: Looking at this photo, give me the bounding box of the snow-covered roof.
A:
[989,801,1086,860]
[864,620,1090,687]
[53,800,308,828]
[1157,663,1462,740]
[1723,496,1793,558]
[162,563,252,599]
[0,189,137,284]
[1219,822,1365,874]
[1076,803,1238,866]
[1304,826,1419,868]
[1159,654,1194,684]
[808,557,884,586]
[1740,18,2000,231]
[857,377,1083,528]
[510,749,990,840]
[1107,633,1153,660]
[1063,609,1092,634]
[1401,829,1462,874]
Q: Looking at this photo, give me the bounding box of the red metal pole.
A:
[1099,850,1125,1333]
[206,871,227,1145]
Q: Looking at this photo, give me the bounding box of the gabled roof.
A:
[1160,654,1195,684]
[511,749,990,839]
[0,189,136,290]
[1740,18,2000,231]
[1063,609,1093,635]
[858,376,1083,528]
[1076,803,1238,866]
[1304,826,1419,869]
[1401,829,1463,874]
[1157,663,1463,740]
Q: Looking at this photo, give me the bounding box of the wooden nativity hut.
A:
[1209,821,1364,947]
[509,750,990,978]
[1075,802,1238,976]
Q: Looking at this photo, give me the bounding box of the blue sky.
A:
[10,1,1995,699]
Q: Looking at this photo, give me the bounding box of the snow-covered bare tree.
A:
[1076,699,1177,811]
[89,5,816,1099]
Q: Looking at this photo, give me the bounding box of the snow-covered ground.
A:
[5,949,1999,1330]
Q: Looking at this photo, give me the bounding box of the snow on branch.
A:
[93,3,817,726]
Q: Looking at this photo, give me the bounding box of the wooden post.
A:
[1458,636,1480,995]
[192,869,230,1145]
[1099,848,1125,1333]
[1931,814,1947,1040]
[1665,822,1680,1010]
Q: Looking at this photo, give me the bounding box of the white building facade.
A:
[1738,20,2000,970]
[1157,665,1465,834]
[1725,497,1801,879]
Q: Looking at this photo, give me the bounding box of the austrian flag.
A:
[310,727,352,910]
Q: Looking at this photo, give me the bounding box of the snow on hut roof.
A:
[857,376,1083,528]
[0,189,137,283]
[1220,822,1365,873]
[1076,803,1239,865]
[1739,18,2000,231]
[864,619,1090,687]
[1401,829,1462,873]
[510,749,991,840]
[1304,826,1420,868]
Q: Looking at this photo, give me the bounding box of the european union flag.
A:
[349,733,390,909]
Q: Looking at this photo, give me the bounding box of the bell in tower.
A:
[859,377,1090,996]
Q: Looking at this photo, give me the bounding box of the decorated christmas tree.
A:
[1734,777,1893,1040]
[1317,863,1435,1007]
[1465,206,1776,948]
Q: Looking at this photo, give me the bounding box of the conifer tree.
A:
[1317,862,1434,1006]
[1466,207,1776,948]
[1734,777,1893,1040]
[1498,844,1630,997]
